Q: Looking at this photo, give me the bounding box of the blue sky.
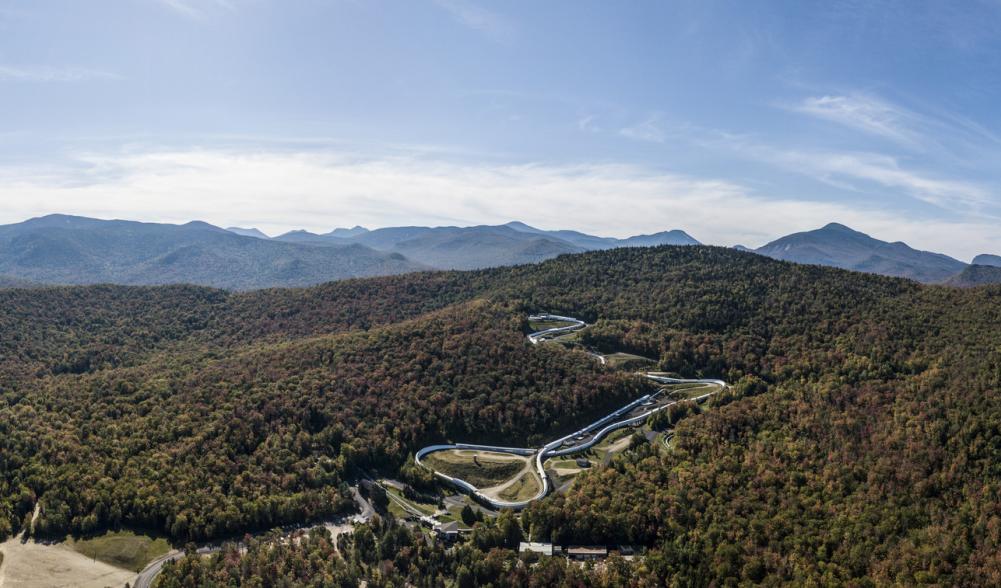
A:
[1,0,1000,259]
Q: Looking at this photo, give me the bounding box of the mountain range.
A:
[0,215,424,290]
[262,221,700,270]
[0,214,997,289]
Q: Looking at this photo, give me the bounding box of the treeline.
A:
[0,301,641,542]
[155,516,636,588]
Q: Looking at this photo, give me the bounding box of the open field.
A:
[528,319,577,331]
[422,450,528,488]
[603,352,656,369]
[67,530,172,572]
[0,537,137,588]
[384,486,438,517]
[494,473,542,502]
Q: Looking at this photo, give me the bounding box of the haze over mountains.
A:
[262,221,700,270]
[0,214,998,289]
[0,215,424,290]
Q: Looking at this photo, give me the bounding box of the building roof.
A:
[434,520,460,534]
[519,542,554,555]
[567,546,608,556]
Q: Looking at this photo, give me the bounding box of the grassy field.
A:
[604,352,656,369]
[384,486,438,517]
[422,450,527,488]
[66,530,172,572]
[496,473,542,502]
[528,319,577,331]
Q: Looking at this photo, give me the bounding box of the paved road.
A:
[134,484,373,588]
[134,546,218,588]
[416,314,729,510]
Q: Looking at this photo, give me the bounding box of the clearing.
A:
[422,450,528,489]
[493,473,542,503]
[66,530,172,572]
[0,536,137,588]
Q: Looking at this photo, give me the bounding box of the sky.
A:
[1,0,1001,260]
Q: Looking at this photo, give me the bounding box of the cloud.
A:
[0,146,997,260]
[757,147,992,211]
[0,65,119,82]
[433,0,514,42]
[577,115,600,133]
[791,94,923,147]
[156,0,236,19]
[619,116,666,143]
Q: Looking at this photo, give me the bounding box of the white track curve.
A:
[416,316,728,509]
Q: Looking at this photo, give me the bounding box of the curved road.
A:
[134,486,374,588]
[417,315,728,509]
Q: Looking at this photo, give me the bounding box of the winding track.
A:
[416,315,728,510]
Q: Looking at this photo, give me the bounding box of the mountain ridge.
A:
[754,222,967,283]
[0,215,425,289]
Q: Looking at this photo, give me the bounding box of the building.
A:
[433,520,460,542]
[567,546,608,561]
[519,542,555,557]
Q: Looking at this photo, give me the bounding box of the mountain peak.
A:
[757,223,964,282]
[820,222,860,233]
[226,227,271,240]
[327,226,370,238]
[972,253,1001,268]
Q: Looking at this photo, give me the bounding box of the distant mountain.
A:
[503,221,699,249]
[945,264,1001,287]
[327,226,369,238]
[733,245,756,253]
[972,254,1001,268]
[0,215,425,290]
[226,227,270,239]
[273,230,331,245]
[755,223,967,283]
[0,274,38,288]
[272,222,698,270]
[350,225,585,270]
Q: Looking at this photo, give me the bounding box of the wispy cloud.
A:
[729,138,993,211]
[791,94,923,147]
[577,115,600,133]
[0,146,998,260]
[156,0,236,19]
[619,115,666,143]
[433,0,514,42]
[0,65,120,82]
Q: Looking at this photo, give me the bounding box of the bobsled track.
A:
[416,314,728,509]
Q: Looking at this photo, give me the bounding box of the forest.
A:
[2,245,1001,585]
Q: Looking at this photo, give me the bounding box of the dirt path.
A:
[479,459,540,500]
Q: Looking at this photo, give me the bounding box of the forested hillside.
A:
[2,245,1000,585]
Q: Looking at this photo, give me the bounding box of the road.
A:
[133,546,218,588]
[416,314,728,510]
[134,484,374,588]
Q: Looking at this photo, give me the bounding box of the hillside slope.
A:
[0,246,999,585]
[945,264,1001,287]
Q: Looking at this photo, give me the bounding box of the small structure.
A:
[433,520,460,542]
[575,458,591,469]
[519,542,555,557]
[567,546,607,561]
